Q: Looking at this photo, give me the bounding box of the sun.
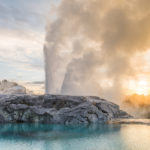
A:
[128,79,150,95]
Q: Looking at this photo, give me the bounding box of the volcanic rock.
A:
[0,94,131,124]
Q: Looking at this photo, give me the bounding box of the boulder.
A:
[0,94,131,124]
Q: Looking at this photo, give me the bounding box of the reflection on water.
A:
[0,120,150,150]
[121,124,150,150]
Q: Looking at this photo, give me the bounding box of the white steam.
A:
[44,0,150,102]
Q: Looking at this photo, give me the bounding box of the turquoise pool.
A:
[0,120,150,150]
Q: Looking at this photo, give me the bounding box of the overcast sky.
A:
[0,0,59,82]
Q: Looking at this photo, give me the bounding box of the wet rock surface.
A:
[0,94,131,124]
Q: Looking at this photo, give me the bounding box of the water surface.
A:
[0,120,150,150]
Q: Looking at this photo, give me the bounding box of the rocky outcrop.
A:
[0,80,26,94]
[0,94,131,124]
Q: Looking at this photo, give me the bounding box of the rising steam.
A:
[44,0,150,102]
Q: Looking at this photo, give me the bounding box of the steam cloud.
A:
[44,0,150,102]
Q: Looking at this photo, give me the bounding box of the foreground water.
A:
[0,120,150,150]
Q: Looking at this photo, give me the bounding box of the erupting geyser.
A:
[44,0,150,102]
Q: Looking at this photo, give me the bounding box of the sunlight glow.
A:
[128,79,150,96]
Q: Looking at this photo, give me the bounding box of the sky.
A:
[1,0,150,99]
[0,0,59,83]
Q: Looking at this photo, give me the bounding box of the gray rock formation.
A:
[0,94,131,124]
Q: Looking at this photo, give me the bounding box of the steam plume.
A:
[44,0,150,102]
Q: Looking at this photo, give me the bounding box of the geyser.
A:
[44,0,150,102]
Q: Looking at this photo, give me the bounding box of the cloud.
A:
[0,28,44,71]
[0,0,60,82]
[0,28,45,82]
[0,0,55,31]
